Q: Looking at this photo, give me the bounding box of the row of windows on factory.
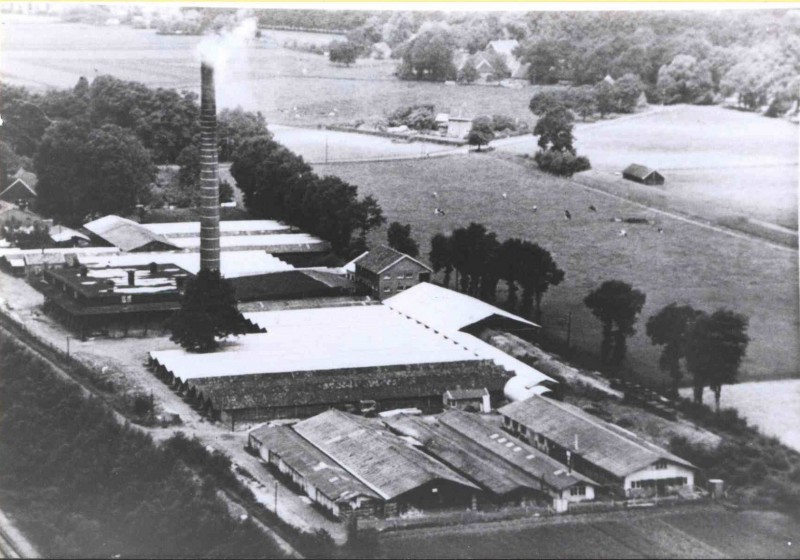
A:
[383,285,410,293]
[630,477,688,489]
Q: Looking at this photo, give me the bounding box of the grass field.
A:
[313,154,799,385]
[377,506,800,559]
[0,15,538,127]
[498,105,799,230]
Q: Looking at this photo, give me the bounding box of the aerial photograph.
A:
[0,1,798,558]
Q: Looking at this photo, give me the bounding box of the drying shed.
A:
[622,164,665,186]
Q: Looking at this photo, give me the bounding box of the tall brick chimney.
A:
[199,62,221,272]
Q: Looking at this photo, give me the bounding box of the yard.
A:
[313,153,799,385]
[376,505,800,558]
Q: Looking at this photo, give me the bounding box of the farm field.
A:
[270,125,459,163]
[680,379,800,452]
[377,506,800,558]
[313,154,799,385]
[498,105,799,230]
[0,15,538,127]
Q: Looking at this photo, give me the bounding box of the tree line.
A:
[428,223,565,321]
[582,280,750,410]
[0,333,285,558]
[0,77,268,226]
[230,135,385,257]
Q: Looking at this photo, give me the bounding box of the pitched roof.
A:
[488,39,520,56]
[445,388,488,400]
[249,425,380,503]
[83,215,177,252]
[49,225,91,244]
[293,410,480,500]
[0,176,38,199]
[623,164,660,180]
[356,245,432,275]
[499,396,696,478]
[23,253,66,266]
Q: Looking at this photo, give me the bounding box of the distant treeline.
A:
[0,332,285,558]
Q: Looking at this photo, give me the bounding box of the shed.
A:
[0,169,38,206]
[622,164,665,186]
[443,388,490,413]
[83,215,178,252]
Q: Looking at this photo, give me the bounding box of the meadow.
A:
[377,507,800,559]
[314,154,799,385]
[499,105,799,230]
[0,15,537,127]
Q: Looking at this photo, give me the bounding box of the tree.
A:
[613,73,643,113]
[166,270,250,353]
[457,59,479,84]
[572,86,597,121]
[497,238,526,308]
[329,41,358,66]
[398,26,457,82]
[0,141,31,186]
[532,149,591,177]
[656,54,714,105]
[594,80,616,118]
[646,303,701,397]
[686,309,749,411]
[176,143,201,195]
[429,232,453,288]
[518,242,565,321]
[584,280,646,369]
[35,122,154,225]
[533,105,575,152]
[467,116,495,151]
[528,91,565,116]
[518,38,565,85]
[0,82,53,157]
[387,222,419,257]
[216,108,270,162]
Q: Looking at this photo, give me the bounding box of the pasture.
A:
[377,507,800,558]
[498,105,799,230]
[313,154,799,385]
[0,16,537,127]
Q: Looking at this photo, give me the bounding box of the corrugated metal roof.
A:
[500,396,696,478]
[249,425,380,503]
[293,410,480,500]
[385,283,539,333]
[143,220,290,237]
[83,215,177,252]
[166,233,329,253]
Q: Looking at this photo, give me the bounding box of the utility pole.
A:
[566,312,572,351]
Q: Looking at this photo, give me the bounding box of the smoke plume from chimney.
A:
[199,62,220,272]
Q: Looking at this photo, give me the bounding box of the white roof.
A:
[78,250,294,278]
[385,283,539,333]
[49,225,90,243]
[166,233,327,250]
[0,247,120,258]
[343,251,368,274]
[488,39,520,56]
[143,220,290,237]
[151,305,485,381]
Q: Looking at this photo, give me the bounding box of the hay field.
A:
[314,154,799,384]
[0,16,537,127]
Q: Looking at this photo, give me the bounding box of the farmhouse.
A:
[386,410,597,510]
[0,169,37,207]
[622,164,665,186]
[41,261,191,337]
[499,396,697,497]
[352,245,432,300]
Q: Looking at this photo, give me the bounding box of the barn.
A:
[622,164,665,186]
[82,215,179,252]
[500,396,697,498]
[353,245,432,300]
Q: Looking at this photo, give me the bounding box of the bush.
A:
[534,149,591,177]
[387,104,437,131]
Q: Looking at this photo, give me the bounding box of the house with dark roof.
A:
[622,164,665,186]
[499,396,697,497]
[354,245,432,300]
[0,169,38,207]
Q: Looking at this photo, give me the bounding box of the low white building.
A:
[500,396,697,498]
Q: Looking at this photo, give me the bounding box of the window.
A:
[121,295,132,304]
[520,426,527,435]
[405,273,414,279]
[383,287,391,293]
[383,274,392,280]
[654,460,668,470]
[570,485,586,496]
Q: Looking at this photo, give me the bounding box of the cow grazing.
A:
[564,210,572,220]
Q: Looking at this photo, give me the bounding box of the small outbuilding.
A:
[0,169,38,207]
[443,388,491,413]
[354,245,432,300]
[622,164,665,186]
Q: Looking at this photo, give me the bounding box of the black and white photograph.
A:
[0,1,798,557]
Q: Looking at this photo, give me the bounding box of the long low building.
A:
[386,410,597,511]
[142,220,291,238]
[250,410,481,520]
[500,396,697,498]
[150,305,515,423]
